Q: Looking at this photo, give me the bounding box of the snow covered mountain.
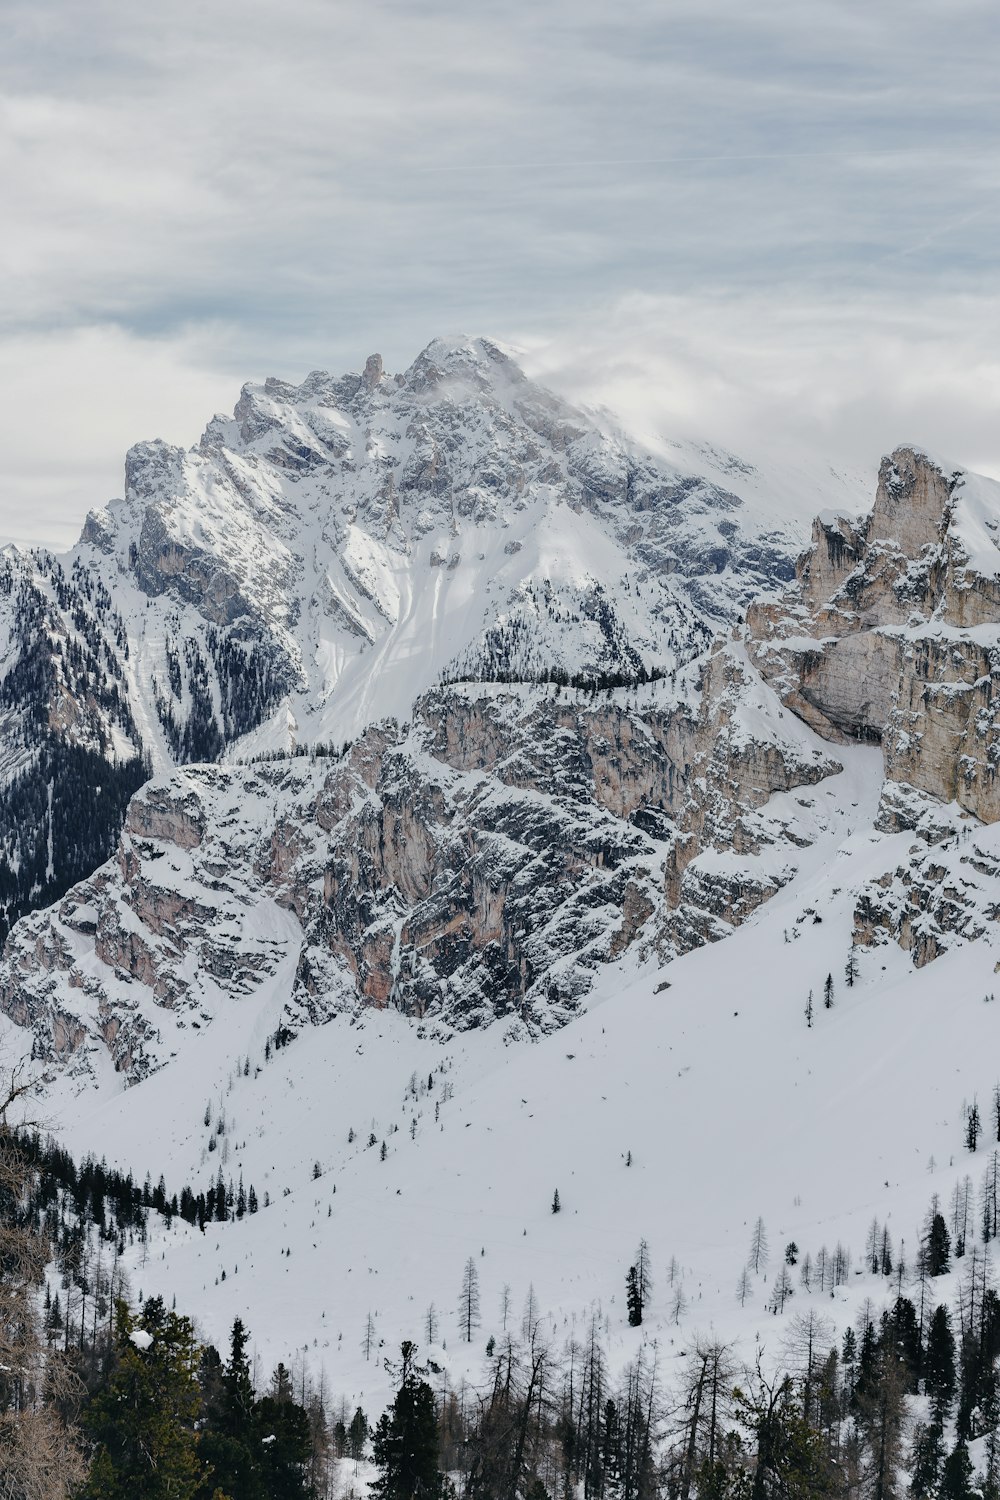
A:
[6,436,998,1085]
[0,336,859,943]
[5,344,1000,1457]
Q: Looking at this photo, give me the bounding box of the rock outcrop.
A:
[7,383,1000,1080]
[747,447,1000,824]
[0,652,841,1083]
[2,336,843,943]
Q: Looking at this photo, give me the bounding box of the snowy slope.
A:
[4,351,1000,1438]
[14,736,1000,1418]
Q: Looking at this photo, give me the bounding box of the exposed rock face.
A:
[7,374,1000,1084]
[1,336,840,943]
[747,447,1000,823]
[0,654,841,1084]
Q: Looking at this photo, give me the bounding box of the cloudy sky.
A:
[2,0,998,544]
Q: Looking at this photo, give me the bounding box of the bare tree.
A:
[633,1239,653,1320]
[361,1310,377,1361]
[771,1265,794,1314]
[665,1338,736,1500]
[460,1256,482,1343]
[748,1217,769,1275]
[521,1283,540,1342]
[781,1310,834,1428]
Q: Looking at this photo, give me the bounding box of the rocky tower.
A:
[747,446,1000,823]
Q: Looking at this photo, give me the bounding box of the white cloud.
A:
[519,290,1000,485]
[0,0,996,533]
[0,326,238,547]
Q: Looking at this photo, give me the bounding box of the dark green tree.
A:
[909,1419,945,1499]
[734,1364,839,1499]
[940,1438,976,1499]
[256,1390,311,1499]
[924,1305,956,1421]
[967,1100,982,1153]
[349,1406,369,1460]
[626,1266,642,1327]
[926,1210,951,1276]
[82,1298,201,1500]
[887,1295,921,1389]
[371,1342,442,1500]
[196,1317,266,1499]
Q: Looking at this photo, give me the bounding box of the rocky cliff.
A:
[747,446,1000,825]
[745,446,1000,966]
[7,370,1000,1082]
[0,646,840,1083]
[1,337,841,941]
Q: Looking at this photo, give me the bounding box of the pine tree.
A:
[256,1388,312,1500]
[967,1099,982,1153]
[924,1305,957,1421]
[552,1188,561,1214]
[805,990,814,1028]
[910,1419,945,1499]
[82,1298,201,1500]
[348,1407,369,1461]
[926,1207,951,1276]
[845,946,859,988]
[197,1316,267,1500]
[940,1438,976,1499]
[626,1266,642,1327]
[823,973,834,1009]
[371,1342,442,1500]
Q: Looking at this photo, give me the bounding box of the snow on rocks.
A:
[1,651,845,1084]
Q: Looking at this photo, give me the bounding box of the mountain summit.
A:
[0,337,850,941]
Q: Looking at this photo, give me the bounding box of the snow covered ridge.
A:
[0,335,846,943]
[0,651,841,1084]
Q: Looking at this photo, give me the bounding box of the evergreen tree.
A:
[940,1438,976,1499]
[845,946,859,988]
[967,1099,982,1153]
[926,1209,951,1276]
[349,1407,369,1461]
[626,1266,642,1328]
[823,973,834,1009]
[371,1342,442,1500]
[256,1390,312,1499]
[733,1363,839,1498]
[887,1295,921,1389]
[82,1298,201,1500]
[909,1419,945,1499]
[552,1188,561,1214]
[924,1305,957,1420]
[196,1317,266,1499]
